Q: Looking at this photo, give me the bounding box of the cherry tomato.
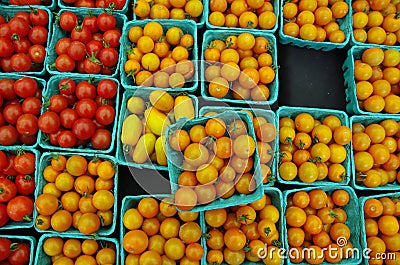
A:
[3,104,23,125]
[0,179,17,203]
[1,58,12,73]
[76,98,97,119]
[0,152,6,170]
[15,175,35,196]
[2,155,17,176]
[93,119,106,129]
[8,18,29,37]
[86,40,103,57]
[0,24,11,39]
[49,130,61,146]
[75,81,96,99]
[0,37,14,58]
[95,96,114,107]
[72,118,96,140]
[103,29,121,48]
[28,26,48,45]
[58,78,76,96]
[97,79,117,99]
[14,77,38,98]
[13,12,30,23]
[10,54,31,72]
[0,126,18,146]
[59,12,78,32]
[95,105,115,126]
[21,97,41,116]
[92,32,103,41]
[0,238,11,261]
[83,16,98,33]
[38,111,60,134]
[55,54,75,72]
[0,79,15,100]
[0,204,9,228]
[83,57,102,74]
[16,114,38,136]
[12,38,30,54]
[14,152,35,175]
[67,41,86,61]
[97,12,116,32]
[71,25,92,44]
[56,38,72,55]
[48,95,68,113]
[101,66,113,75]
[8,242,30,265]
[18,134,37,146]
[28,45,46,64]
[30,8,49,27]
[105,0,126,9]
[63,94,78,106]
[57,130,77,148]
[98,48,118,67]
[91,129,111,150]
[76,60,86,73]
[60,108,79,129]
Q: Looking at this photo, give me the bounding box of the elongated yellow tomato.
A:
[132,133,157,164]
[145,107,171,136]
[121,114,143,146]
[155,136,167,166]
[149,90,175,113]
[127,97,146,115]
[174,96,195,121]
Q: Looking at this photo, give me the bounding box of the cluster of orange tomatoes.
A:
[354,47,400,114]
[35,155,116,235]
[278,112,352,183]
[352,0,400,45]
[282,0,348,42]
[125,21,195,88]
[42,236,117,265]
[353,119,400,188]
[362,196,400,264]
[208,0,277,29]
[204,193,282,265]
[204,32,276,102]
[134,0,203,21]
[286,189,354,264]
[169,114,259,210]
[122,197,204,265]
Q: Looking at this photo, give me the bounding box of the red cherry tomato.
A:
[13,152,35,175]
[72,118,96,140]
[91,129,112,150]
[0,179,17,203]
[38,111,60,134]
[15,174,35,196]
[8,242,30,265]
[16,114,38,136]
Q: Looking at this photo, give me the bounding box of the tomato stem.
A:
[23,215,32,222]
[10,243,19,251]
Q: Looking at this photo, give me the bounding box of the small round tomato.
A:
[56,38,72,55]
[15,174,35,195]
[28,26,48,45]
[14,77,38,99]
[86,40,103,57]
[19,134,37,146]
[10,53,32,72]
[22,97,41,116]
[28,44,46,64]
[60,108,79,129]
[0,178,17,203]
[72,118,96,140]
[48,95,68,113]
[49,130,61,146]
[0,238,11,261]
[13,37,30,54]
[59,11,78,32]
[58,78,76,96]
[83,16,98,33]
[97,79,117,99]
[38,111,60,134]
[14,152,35,175]
[0,79,15,100]
[75,81,96,99]
[1,57,12,72]
[9,17,30,37]
[83,57,102,74]
[103,29,121,48]
[95,105,115,126]
[91,129,112,150]
[0,24,11,39]
[55,54,75,72]
[0,126,18,146]
[76,98,97,119]
[16,114,38,136]
[30,8,49,27]
[71,25,92,44]
[57,130,77,148]
[98,48,118,67]
[2,155,17,176]
[96,12,117,32]
[3,104,23,125]
[7,195,33,221]
[8,242,30,265]
[0,37,14,58]
[68,41,87,61]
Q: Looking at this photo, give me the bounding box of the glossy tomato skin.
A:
[2,155,17,176]
[7,242,30,265]
[98,48,118,67]
[28,45,46,64]
[72,118,96,140]
[76,98,97,119]
[95,105,115,125]
[0,24,11,39]
[0,179,17,203]
[0,126,18,146]
[18,134,37,146]
[38,111,60,134]
[96,13,116,32]
[14,77,38,99]
[0,79,16,100]
[12,38,30,54]
[3,104,23,125]
[48,95,68,113]
[16,114,38,136]
[59,12,78,32]
[83,58,102,74]
[67,41,86,61]
[95,96,114,107]
[105,0,126,9]
[49,130,61,146]
[28,26,48,45]
[60,108,79,129]
[1,58,12,73]
[57,130,77,148]
[86,40,103,57]
[71,25,92,44]
[55,54,75,72]
[103,29,121,48]
[10,53,31,72]
[0,37,14,58]
[83,16,98,33]
[6,196,33,222]
[30,8,49,27]
[0,238,11,260]
[75,82,96,99]
[75,0,95,7]
[97,79,117,99]
[13,12,30,24]
[56,38,72,55]
[14,152,35,175]
[8,18,29,37]
[58,78,76,96]
[0,204,9,228]
[15,174,35,196]
[91,129,111,150]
